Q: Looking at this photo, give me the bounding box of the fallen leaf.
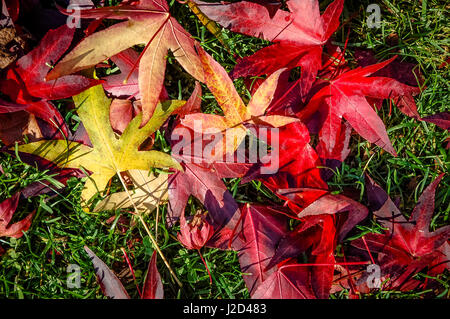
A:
[14,85,183,206]
[299,56,422,156]
[84,246,131,299]
[196,0,344,97]
[181,45,298,158]
[47,0,205,125]
[0,193,34,238]
[352,174,450,290]
[142,251,164,299]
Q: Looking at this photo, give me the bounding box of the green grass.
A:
[0,0,449,299]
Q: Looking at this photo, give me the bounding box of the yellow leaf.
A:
[93,170,168,213]
[15,85,184,207]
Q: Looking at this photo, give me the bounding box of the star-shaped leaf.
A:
[14,85,183,206]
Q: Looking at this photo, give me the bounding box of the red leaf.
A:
[48,0,204,126]
[234,204,289,296]
[299,57,422,156]
[0,193,34,238]
[168,124,251,231]
[353,174,450,290]
[422,112,450,131]
[0,25,100,136]
[1,25,100,103]
[197,0,344,96]
[295,193,368,241]
[254,122,328,193]
[177,211,215,250]
[84,246,131,299]
[142,251,164,299]
[251,261,318,299]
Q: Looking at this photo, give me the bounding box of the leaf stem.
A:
[116,170,183,287]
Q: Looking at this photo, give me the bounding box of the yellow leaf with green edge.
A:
[15,85,184,207]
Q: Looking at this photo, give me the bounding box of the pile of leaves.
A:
[0,0,448,299]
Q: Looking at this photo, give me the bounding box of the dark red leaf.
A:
[141,251,164,299]
[422,112,450,131]
[84,246,131,299]
[0,193,34,238]
[234,204,289,296]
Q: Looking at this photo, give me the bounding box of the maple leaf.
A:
[259,191,369,298]
[298,56,422,156]
[231,204,289,296]
[251,261,322,299]
[13,85,183,206]
[250,121,328,191]
[181,45,298,158]
[196,0,344,96]
[0,24,100,135]
[352,174,450,290]
[0,193,34,238]
[251,214,340,299]
[47,0,205,125]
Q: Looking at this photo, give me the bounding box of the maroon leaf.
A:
[84,246,131,299]
[264,214,337,299]
[0,193,34,238]
[251,261,318,299]
[233,204,289,296]
[355,49,424,88]
[422,112,450,131]
[141,251,164,299]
